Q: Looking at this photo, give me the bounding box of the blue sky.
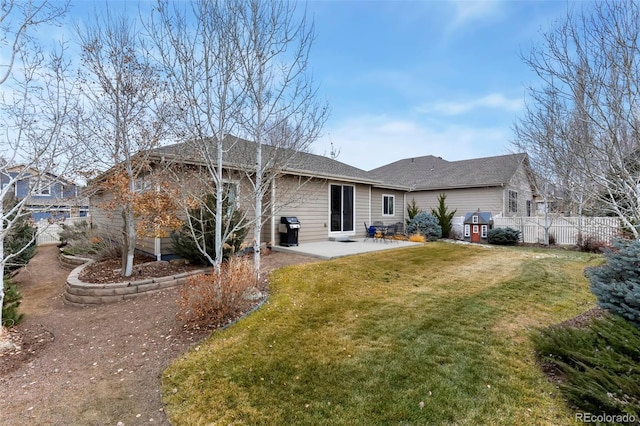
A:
[303,0,575,170]
[56,0,576,171]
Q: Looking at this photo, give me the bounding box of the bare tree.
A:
[232,0,328,274]
[149,0,248,274]
[518,0,640,239]
[74,9,172,276]
[0,0,69,331]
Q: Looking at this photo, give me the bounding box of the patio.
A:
[271,238,421,260]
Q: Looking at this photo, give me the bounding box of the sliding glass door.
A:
[330,184,354,233]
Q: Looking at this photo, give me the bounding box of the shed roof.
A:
[369,153,529,190]
[463,211,493,224]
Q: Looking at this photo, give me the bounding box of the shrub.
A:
[177,256,257,328]
[406,198,421,226]
[59,221,110,257]
[430,193,457,238]
[3,197,36,272]
[407,212,442,241]
[172,193,248,266]
[576,235,607,253]
[587,239,640,327]
[2,278,24,327]
[487,227,521,245]
[533,314,640,417]
[408,233,425,243]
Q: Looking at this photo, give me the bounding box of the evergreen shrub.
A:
[2,278,24,327]
[430,193,457,238]
[171,193,247,265]
[487,227,521,245]
[533,314,640,417]
[3,197,36,272]
[407,212,442,241]
[587,239,640,327]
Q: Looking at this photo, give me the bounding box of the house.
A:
[1,165,89,221]
[90,136,406,259]
[369,153,536,219]
[89,136,535,259]
[463,210,493,243]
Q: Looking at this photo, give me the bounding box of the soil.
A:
[78,256,204,284]
[0,245,315,425]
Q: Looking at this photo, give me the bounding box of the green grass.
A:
[162,243,599,425]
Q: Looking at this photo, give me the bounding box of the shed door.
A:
[471,225,480,243]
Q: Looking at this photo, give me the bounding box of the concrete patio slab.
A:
[271,238,421,260]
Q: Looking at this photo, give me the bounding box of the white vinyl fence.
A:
[452,215,621,245]
[36,216,91,246]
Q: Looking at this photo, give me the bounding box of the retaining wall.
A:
[63,257,207,306]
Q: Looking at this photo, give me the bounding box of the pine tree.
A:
[430,193,457,238]
[587,239,640,328]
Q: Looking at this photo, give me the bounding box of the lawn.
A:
[162,242,599,425]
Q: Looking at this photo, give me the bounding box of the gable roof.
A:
[369,153,529,191]
[463,210,493,224]
[151,136,380,185]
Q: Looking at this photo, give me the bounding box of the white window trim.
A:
[464,224,470,237]
[472,215,478,224]
[382,194,395,216]
[508,190,518,213]
[31,178,51,196]
[473,225,479,234]
[481,225,488,238]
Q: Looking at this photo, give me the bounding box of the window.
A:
[473,225,479,234]
[31,178,51,196]
[134,177,152,193]
[464,224,470,237]
[481,225,488,238]
[223,182,239,214]
[526,200,532,217]
[508,190,518,213]
[472,215,478,224]
[383,195,395,216]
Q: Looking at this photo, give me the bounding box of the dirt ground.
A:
[0,245,315,426]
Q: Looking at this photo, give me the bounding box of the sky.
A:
[43,0,579,172]
[304,0,575,170]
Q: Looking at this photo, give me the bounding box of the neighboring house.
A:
[369,153,536,219]
[1,165,89,221]
[89,136,536,259]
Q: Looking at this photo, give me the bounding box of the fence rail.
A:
[452,216,621,245]
[36,216,91,246]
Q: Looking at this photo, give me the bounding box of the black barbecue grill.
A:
[279,216,300,246]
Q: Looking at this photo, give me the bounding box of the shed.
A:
[463,210,493,243]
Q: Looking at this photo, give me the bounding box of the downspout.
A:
[270,179,276,248]
[368,186,372,226]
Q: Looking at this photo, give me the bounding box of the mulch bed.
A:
[78,255,205,284]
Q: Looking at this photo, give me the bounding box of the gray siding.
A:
[504,163,535,217]
[409,187,503,218]
[370,188,405,228]
[270,177,372,243]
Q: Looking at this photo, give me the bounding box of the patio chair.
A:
[364,222,376,241]
[385,223,398,241]
[395,222,405,236]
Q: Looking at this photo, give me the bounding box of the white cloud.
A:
[450,0,502,30]
[313,114,511,171]
[417,93,523,116]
